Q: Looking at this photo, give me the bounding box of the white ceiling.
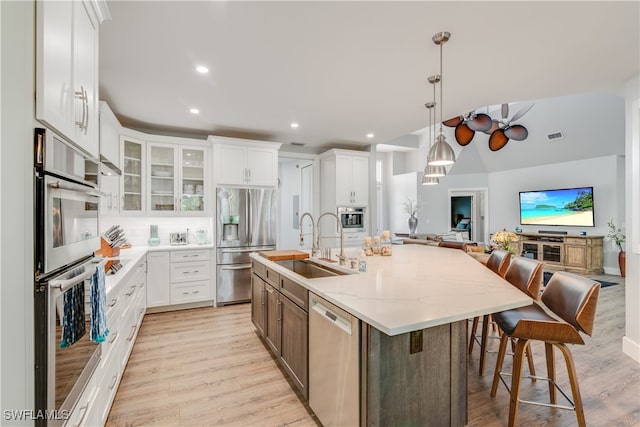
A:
[99,1,639,153]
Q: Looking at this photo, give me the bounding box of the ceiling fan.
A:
[443,103,533,151]
[484,103,533,151]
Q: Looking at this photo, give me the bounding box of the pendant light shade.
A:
[424,164,446,177]
[421,175,439,186]
[428,134,455,166]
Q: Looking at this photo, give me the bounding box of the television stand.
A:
[515,232,604,275]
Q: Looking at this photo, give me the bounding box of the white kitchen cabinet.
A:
[147,143,208,214]
[211,136,282,187]
[100,173,120,214]
[36,0,107,160]
[146,251,170,307]
[121,136,145,213]
[320,149,370,206]
[99,101,121,171]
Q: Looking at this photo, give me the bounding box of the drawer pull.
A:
[182,290,200,295]
[126,325,137,341]
[184,254,200,258]
[108,374,118,390]
[108,332,118,344]
[125,285,136,296]
[72,402,89,427]
[108,297,119,307]
[182,270,200,274]
[138,281,145,288]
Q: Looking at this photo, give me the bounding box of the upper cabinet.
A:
[99,101,122,172]
[320,149,370,207]
[147,144,208,215]
[36,0,110,160]
[210,136,282,187]
[121,136,145,214]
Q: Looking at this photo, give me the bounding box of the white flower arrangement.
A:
[402,198,422,217]
[605,219,625,252]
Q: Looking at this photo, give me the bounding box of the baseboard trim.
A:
[622,336,640,363]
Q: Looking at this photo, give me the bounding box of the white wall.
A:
[390,172,418,234]
[1,1,35,422]
[278,158,302,250]
[624,73,640,362]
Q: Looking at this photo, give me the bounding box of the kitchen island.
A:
[250,244,531,426]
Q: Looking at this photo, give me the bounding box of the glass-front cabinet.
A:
[121,136,144,213]
[148,143,177,213]
[180,147,205,213]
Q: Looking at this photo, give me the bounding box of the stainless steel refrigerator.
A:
[216,187,276,305]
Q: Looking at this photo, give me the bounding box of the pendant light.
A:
[428,31,456,167]
[424,75,446,179]
[422,96,440,185]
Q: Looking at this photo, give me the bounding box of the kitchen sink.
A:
[274,259,351,279]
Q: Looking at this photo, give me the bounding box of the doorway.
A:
[448,188,489,243]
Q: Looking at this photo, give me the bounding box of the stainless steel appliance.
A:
[216,187,276,305]
[33,128,103,426]
[337,206,366,232]
[309,293,360,427]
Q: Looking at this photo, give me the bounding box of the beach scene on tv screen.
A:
[520,188,594,226]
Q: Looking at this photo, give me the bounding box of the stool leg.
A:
[508,339,529,427]
[479,314,491,375]
[525,341,536,383]
[469,316,479,354]
[490,333,510,397]
[556,343,587,427]
[545,342,556,404]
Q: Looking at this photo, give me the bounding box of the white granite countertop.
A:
[251,245,531,336]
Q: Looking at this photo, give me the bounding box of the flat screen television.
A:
[519,187,595,227]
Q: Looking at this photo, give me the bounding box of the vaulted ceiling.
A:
[99,1,639,154]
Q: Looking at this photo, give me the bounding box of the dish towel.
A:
[59,283,86,348]
[89,264,109,343]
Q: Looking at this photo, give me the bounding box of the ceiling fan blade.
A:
[454,123,475,146]
[501,103,509,120]
[467,113,493,132]
[482,120,501,135]
[443,116,463,127]
[509,103,534,123]
[489,129,509,151]
[504,124,528,141]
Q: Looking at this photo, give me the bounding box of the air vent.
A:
[290,142,305,147]
[546,131,564,141]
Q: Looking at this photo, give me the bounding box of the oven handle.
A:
[48,180,106,198]
[50,269,95,292]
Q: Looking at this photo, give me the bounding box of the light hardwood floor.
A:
[107,275,639,427]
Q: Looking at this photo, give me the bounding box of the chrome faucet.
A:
[317,212,346,266]
[299,212,318,257]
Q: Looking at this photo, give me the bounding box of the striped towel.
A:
[89,264,109,343]
[59,283,86,348]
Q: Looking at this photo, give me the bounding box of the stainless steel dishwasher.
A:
[309,292,360,427]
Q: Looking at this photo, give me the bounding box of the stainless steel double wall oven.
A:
[34,128,103,426]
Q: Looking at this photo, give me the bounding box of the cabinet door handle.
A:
[74,85,87,130]
[277,300,281,321]
[83,87,89,133]
[108,374,119,390]
[126,325,137,341]
[261,287,265,305]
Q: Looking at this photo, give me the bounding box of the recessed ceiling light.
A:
[195,65,209,74]
[290,123,299,128]
[367,133,375,138]
[190,108,200,114]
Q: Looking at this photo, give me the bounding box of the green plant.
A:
[606,219,625,251]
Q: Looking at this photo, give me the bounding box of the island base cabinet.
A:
[362,321,467,427]
[251,273,266,336]
[280,295,308,398]
[264,283,281,355]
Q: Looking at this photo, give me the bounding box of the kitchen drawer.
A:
[170,260,211,283]
[171,280,212,304]
[252,259,267,279]
[265,267,280,288]
[565,238,586,246]
[280,276,308,311]
[101,319,122,366]
[171,249,211,262]
[94,351,121,427]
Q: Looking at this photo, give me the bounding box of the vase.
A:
[619,251,626,277]
[408,215,418,237]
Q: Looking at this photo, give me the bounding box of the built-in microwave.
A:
[337,206,366,232]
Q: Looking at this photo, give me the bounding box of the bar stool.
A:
[490,271,601,427]
[468,249,511,375]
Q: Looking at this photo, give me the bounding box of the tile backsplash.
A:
[101,216,213,246]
